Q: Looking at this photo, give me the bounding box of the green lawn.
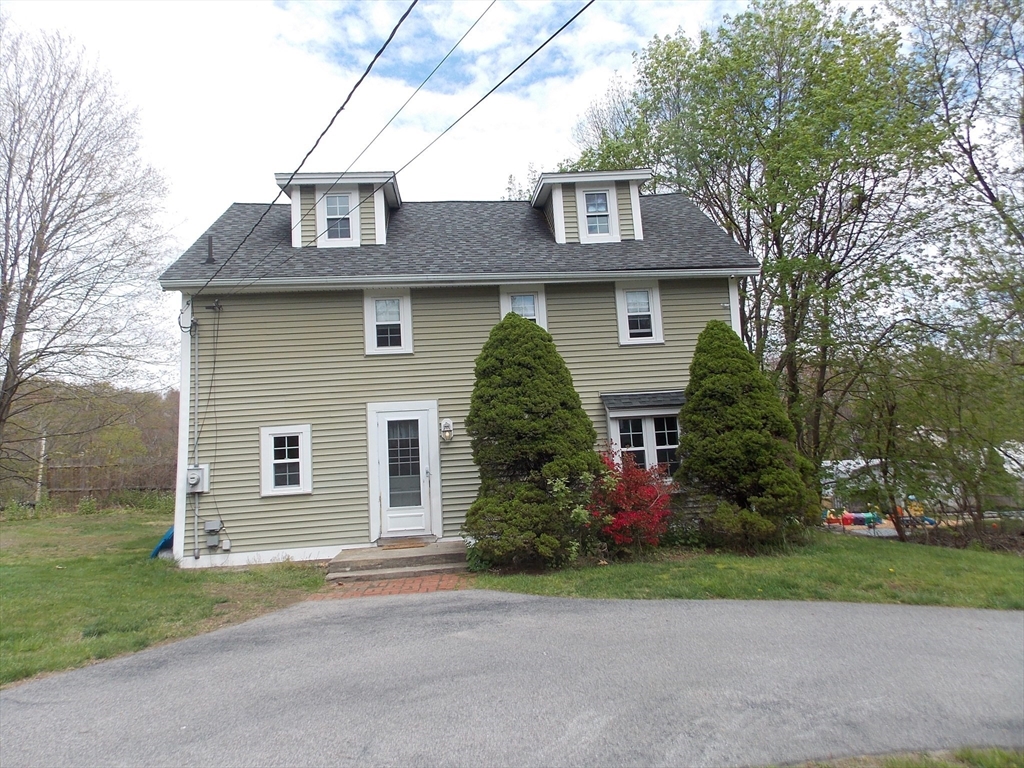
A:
[475,531,1024,609]
[0,510,325,686]
[790,748,1024,768]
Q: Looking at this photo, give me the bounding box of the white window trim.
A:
[576,186,620,244]
[364,289,413,355]
[259,423,313,497]
[315,185,360,248]
[614,281,664,345]
[605,408,680,475]
[499,284,548,329]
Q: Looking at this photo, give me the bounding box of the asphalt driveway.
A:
[1,592,1021,767]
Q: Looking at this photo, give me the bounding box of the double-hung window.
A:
[259,424,313,496]
[614,282,664,344]
[585,192,610,235]
[325,194,351,240]
[499,285,548,329]
[614,415,680,475]
[364,290,413,354]
[315,186,359,247]
[575,187,619,243]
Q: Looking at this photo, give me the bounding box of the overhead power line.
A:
[190,0,419,301]
[220,0,596,296]
[223,0,498,295]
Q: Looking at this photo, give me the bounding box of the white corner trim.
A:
[172,295,192,560]
[629,181,644,241]
[729,277,742,335]
[614,281,665,345]
[315,186,360,248]
[552,184,566,244]
[374,187,386,245]
[499,284,548,329]
[290,188,302,248]
[176,543,362,569]
[576,186,620,244]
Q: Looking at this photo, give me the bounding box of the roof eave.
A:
[530,169,653,208]
[160,266,760,293]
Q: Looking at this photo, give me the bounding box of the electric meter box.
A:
[186,464,210,494]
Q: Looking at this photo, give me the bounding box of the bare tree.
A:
[0,16,167,468]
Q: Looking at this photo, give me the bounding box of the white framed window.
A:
[364,289,413,355]
[610,414,680,476]
[614,282,664,345]
[259,424,312,496]
[499,284,548,329]
[315,185,360,248]
[325,194,351,240]
[576,186,619,243]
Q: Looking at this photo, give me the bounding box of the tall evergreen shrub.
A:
[675,320,817,548]
[463,313,600,567]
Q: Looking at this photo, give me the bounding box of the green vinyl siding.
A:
[562,183,579,243]
[187,279,730,557]
[190,287,496,554]
[616,182,634,240]
[300,186,316,246]
[546,279,731,440]
[543,196,555,236]
[358,184,375,244]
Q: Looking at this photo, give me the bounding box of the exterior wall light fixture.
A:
[439,418,454,442]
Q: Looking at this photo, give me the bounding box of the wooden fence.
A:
[45,461,176,503]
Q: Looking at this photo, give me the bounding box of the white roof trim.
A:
[161,266,760,293]
[531,169,653,207]
[274,172,402,208]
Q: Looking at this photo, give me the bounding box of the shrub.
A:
[589,452,672,556]
[675,321,817,549]
[463,313,600,568]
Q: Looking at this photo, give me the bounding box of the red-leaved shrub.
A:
[590,452,673,553]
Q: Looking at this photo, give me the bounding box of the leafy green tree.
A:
[565,0,942,471]
[838,338,1023,540]
[676,321,818,549]
[463,313,600,567]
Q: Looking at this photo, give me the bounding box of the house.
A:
[158,168,760,567]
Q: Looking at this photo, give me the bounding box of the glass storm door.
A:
[377,411,431,536]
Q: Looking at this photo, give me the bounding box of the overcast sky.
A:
[3,0,752,256]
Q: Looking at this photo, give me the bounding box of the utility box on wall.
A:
[186,464,210,494]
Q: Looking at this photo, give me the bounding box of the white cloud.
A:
[4,0,732,369]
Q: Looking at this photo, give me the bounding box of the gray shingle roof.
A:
[601,390,687,411]
[159,194,758,289]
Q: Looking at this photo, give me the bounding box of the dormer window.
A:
[326,195,351,240]
[585,192,610,235]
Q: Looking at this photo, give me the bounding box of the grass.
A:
[0,510,325,686]
[475,531,1024,610]
[790,748,1024,768]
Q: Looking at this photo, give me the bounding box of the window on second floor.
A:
[576,186,619,244]
[499,285,548,329]
[364,290,413,355]
[615,282,664,345]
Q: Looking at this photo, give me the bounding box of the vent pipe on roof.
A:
[204,235,215,264]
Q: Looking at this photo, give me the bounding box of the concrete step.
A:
[326,561,469,583]
[326,540,467,578]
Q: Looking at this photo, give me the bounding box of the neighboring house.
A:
[159,168,760,567]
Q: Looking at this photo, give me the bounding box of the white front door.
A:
[368,402,440,539]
